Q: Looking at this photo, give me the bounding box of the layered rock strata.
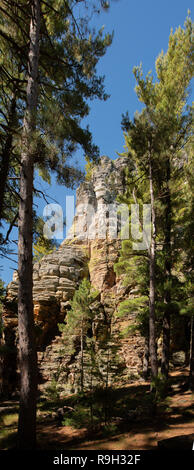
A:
[1,156,145,396]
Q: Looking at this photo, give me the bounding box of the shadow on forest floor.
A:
[0,367,194,450]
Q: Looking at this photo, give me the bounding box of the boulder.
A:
[172,351,186,366]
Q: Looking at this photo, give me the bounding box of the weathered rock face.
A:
[8,246,88,306]
[1,156,145,396]
[4,246,88,357]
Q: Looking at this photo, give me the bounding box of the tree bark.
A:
[0,95,16,223]
[189,314,194,390]
[161,157,171,378]
[17,0,40,450]
[142,335,149,379]
[80,320,84,392]
[149,151,158,380]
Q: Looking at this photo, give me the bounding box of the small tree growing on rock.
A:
[59,279,99,393]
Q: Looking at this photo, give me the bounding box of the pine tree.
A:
[177,143,194,389]
[0,279,5,338]
[0,0,115,448]
[33,217,58,262]
[117,111,160,381]
[95,325,125,425]
[59,279,99,393]
[118,15,193,383]
[17,0,41,450]
[0,0,114,240]
[0,0,31,233]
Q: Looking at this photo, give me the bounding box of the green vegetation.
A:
[0,0,114,449]
[59,279,99,392]
[0,3,193,451]
[33,217,58,262]
[85,155,96,181]
[0,279,5,338]
[115,14,194,391]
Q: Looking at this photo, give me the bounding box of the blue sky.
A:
[0,0,193,285]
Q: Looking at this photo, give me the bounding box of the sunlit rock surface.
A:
[1,156,145,396]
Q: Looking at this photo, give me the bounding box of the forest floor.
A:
[0,367,194,450]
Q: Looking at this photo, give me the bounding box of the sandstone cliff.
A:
[1,156,145,396]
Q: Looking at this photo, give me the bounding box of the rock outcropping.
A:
[1,156,145,396]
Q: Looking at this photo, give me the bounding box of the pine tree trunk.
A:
[0,95,16,223]
[149,151,158,380]
[142,335,149,379]
[80,321,84,392]
[104,346,110,426]
[161,310,170,377]
[161,157,171,378]
[189,315,194,390]
[17,0,40,450]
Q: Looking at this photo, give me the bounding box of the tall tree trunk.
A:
[0,94,16,222]
[161,157,171,378]
[17,0,40,450]
[142,335,149,379]
[80,320,84,392]
[104,344,110,426]
[149,151,158,380]
[189,314,194,391]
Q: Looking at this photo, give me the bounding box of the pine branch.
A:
[33,186,59,204]
[5,183,22,201]
[0,4,30,40]
[3,212,18,243]
[0,28,27,55]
